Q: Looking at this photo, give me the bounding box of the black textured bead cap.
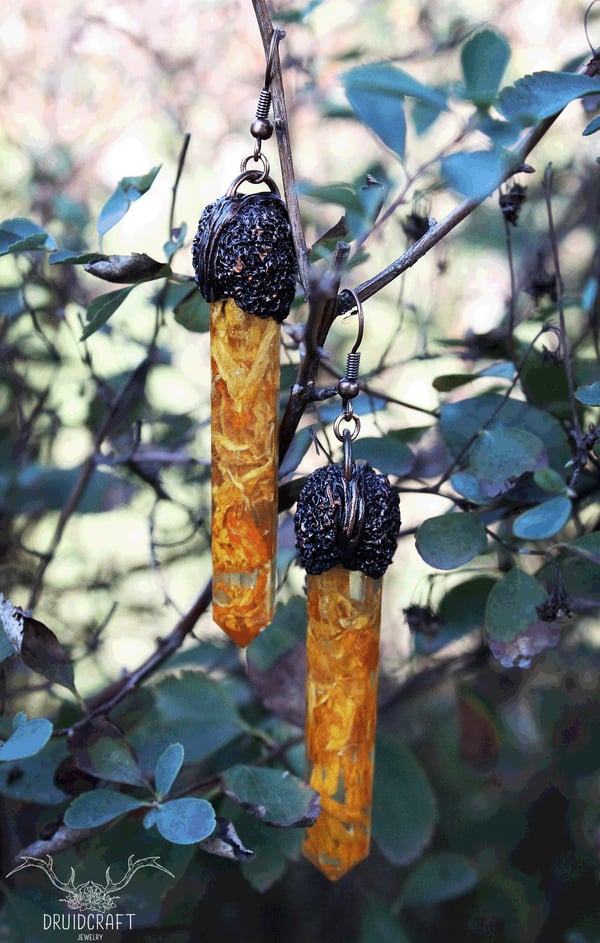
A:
[191,192,297,322]
[294,463,401,580]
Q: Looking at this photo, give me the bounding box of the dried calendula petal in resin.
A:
[192,188,296,646]
[303,567,382,880]
[210,298,280,646]
[295,463,400,879]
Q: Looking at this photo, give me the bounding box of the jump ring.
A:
[333,413,361,443]
[240,152,271,182]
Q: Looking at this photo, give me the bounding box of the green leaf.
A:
[97,166,161,237]
[0,218,55,256]
[20,615,78,696]
[484,568,547,643]
[81,286,135,340]
[498,71,600,124]
[352,436,414,477]
[583,114,600,136]
[1,464,134,515]
[343,65,407,159]
[173,288,210,333]
[154,743,184,800]
[372,734,438,866]
[533,467,568,495]
[441,149,507,200]
[0,287,27,319]
[461,28,511,107]
[440,393,571,474]
[575,381,600,406]
[359,897,414,943]
[513,496,572,541]
[399,851,478,907]
[221,765,320,828]
[0,717,53,762]
[469,427,548,497]
[64,788,149,829]
[129,671,246,770]
[237,807,303,892]
[164,223,187,261]
[0,737,68,804]
[415,576,495,655]
[49,250,107,265]
[415,513,487,570]
[71,722,147,787]
[155,797,216,844]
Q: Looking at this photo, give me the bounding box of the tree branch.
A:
[251,0,311,297]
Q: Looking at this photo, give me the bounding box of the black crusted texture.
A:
[294,463,401,580]
[191,192,297,322]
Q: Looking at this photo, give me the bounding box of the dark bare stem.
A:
[504,217,517,337]
[251,0,311,296]
[58,578,213,735]
[28,357,153,610]
[278,243,350,462]
[168,131,191,237]
[543,164,582,440]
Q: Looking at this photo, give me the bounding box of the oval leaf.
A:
[352,436,414,477]
[0,218,55,256]
[20,616,77,696]
[484,568,547,643]
[64,788,148,829]
[498,71,600,124]
[81,286,135,340]
[0,717,53,762]
[222,765,320,828]
[416,513,487,570]
[469,427,548,497]
[155,797,216,845]
[154,743,184,800]
[97,166,161,238]
[173,289,210,333]
[513,495,572,541]
[372,735,438,866]
[575,381,600,406]
[441,149,507,200]
[342,64,408,159]
[461,28,510,107]
[400,851,478,907]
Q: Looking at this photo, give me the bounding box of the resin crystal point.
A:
[209,298,280,646]
[193,189,297,646]
[295,462,400,879]
[303,567,382,880]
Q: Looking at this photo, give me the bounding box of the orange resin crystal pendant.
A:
[295,462,400,880]
[193,179,296,647]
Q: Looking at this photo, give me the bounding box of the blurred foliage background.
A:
[1,0,600,941]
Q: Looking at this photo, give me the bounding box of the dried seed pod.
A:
[192,189,297,647]
[192,191,296,322]
[294,462,400,579]
[295,462,400,880]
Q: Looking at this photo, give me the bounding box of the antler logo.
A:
[6,854,174,913]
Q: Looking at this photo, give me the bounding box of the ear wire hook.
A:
[265,29,285,89]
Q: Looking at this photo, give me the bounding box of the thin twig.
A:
[58,578,213,735]
[168,131,191,237]
[278,243,350,462]
[251,0,311,296]
[27,356,153,610]
[543,164,582,440]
